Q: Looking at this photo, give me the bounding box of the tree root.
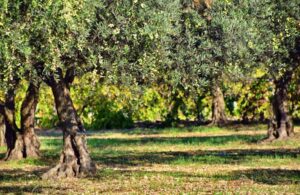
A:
[42,135,96,179]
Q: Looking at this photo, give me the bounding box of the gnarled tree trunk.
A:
[42,80,95,179]
[210,81,227,125]
[4,82,41,160]
[265,75,294,141]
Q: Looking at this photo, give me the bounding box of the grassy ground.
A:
[0,124,300,194]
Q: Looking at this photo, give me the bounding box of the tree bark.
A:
[20,82,41,158]
[0,115,6,147]
[3,87,19,160]
[42,80,96,179]
[210,81,227,125]
[4,82,41,160]
[265,75,294,141]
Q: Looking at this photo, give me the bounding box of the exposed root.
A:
[42,135,96,179]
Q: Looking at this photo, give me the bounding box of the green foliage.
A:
[90,0,181,86]
[251,0,300,78]
[132,88,167,122]
[0,0,299,130]
[237,77,272,122]
[35,86,58,128]
[27,0,97,74]
[88,96,134,130]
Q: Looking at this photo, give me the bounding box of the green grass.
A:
[0,124,300,194]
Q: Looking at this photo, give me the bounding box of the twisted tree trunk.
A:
[265,75,294,141]
[4,83,40,160]
[210,81,227,125]
[42,80,96,179]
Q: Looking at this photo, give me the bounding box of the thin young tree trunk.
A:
[264,74,294,142]
[42,80,95,179]
[4,82,41,160]
[210,81,227,125]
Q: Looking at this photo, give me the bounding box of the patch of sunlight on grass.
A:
[0,159,46,169]
[17,158,47,166]
[243,155,300,167]
[86,134,264,150]
[40,138,62,150]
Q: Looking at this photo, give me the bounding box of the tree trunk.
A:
[165,90,181,126]
[265,76,294,141]
[20,82,40,158]
[0,115,6,147]
[42,80,96,179]
[210,81,227,125]
[196,95,205,123]
[4,83,41,160]
[3,87,19,160]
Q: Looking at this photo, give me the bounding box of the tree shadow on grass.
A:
[217,168,300,185]
[0,186,56,194]
[92,148,300,167]
[91,167,300,186]
[0,185,68,194]
[0,168,68,194]
[0,168,47,182]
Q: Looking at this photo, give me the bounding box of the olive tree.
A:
[23,0,181,178]
[22,0,99,178]
[252,0,300,140]
[0,1,41,160]
[168,0,258,125]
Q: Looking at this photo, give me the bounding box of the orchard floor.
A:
[1,124,300,194]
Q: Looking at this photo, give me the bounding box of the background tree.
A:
[166,0,258,125]
[253,0,300,141]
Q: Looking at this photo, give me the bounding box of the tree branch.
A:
[64,67,76,85]
[34,62,56,86]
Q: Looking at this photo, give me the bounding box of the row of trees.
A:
[0,0,299,178]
